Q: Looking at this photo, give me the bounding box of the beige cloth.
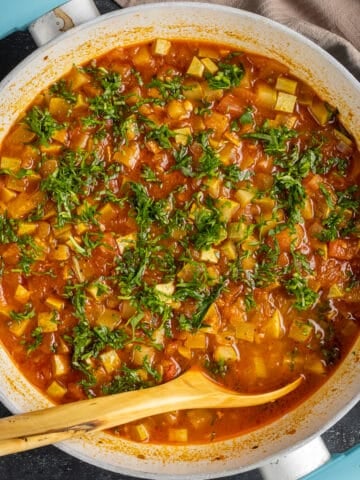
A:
[114,0,360,81]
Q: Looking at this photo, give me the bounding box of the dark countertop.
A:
[0,1,359,479]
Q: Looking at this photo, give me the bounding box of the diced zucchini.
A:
[216,197,240,223]
[133,46,152,68]
[51,354,70,377]
[309,99,331,125]
[235,322,255,342]
[167,99,188,120]
[116,232,137,254]
[168,428,188,443]
[48,97,69,120]
[96,309,120,330]
[288,320,313,342]
[220,239,237,260]
[0,186,17,203]
[186,56,205,78]
[228,221,247,241]
[7,191,45,219]
[201,303,221,334]
[155,281,176,303]
[214,345,238,362]
[152,38,171,56]
[14,285,31,304]
[263,309,283,339]
[204,177,222,199]
[9,317,32,337]
[200,247,219,264]
[38,312,58,333]
[183,81,203,101]
[130,423,150,442]
[173,127,192,146]
[132,345,156,366]
[185,332,207,349]
[240,235,258,253]
[0,156,21,173]
[113,141,140,168]
[45,295,65,311]
[17,222,38,236]
[275,76,298,94]
[198,45,220,59]
[256,82,277,109]
[201,57,218,74]
[253,355,267,378]
[333,129,352,147]
[275,92,297,113]
[276,114,298,130]
[46,380,67,399]
[234,189,255,207]
[67,67,90,89]
[51,244,70,261]
[328,284,344,299]
[100,349,121,374]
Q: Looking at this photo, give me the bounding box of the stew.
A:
[0,39,359,444]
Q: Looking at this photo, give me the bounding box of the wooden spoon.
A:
[0,367,302,456]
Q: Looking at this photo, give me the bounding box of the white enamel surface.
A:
[0,3,359,478]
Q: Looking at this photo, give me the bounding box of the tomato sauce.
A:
[0,39,359,444]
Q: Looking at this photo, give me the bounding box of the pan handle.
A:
[260,436,331,480]
[29,0,100,47]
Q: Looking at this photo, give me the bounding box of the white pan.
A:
[0,3,359,479]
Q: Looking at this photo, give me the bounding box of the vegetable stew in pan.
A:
[0,39,359,444]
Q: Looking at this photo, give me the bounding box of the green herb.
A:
[9,303,35,323]
[26,326,43,353]
[239,107,254,125]
[272,172,306,223]
[50,79,76,103]
[102,364,153,394]
[243,124,297,156]
[148,75,184,100]
[192,202,225,250]
[205,358,228,377]
[24,106,64,145]
[196,131,221,177]
[223,164,252,188]
[63,282,88,321]
[141,165,160,183]
[41,150,104,226]
[207,62,244,90]
[284,273,318,310]
[146,124,175,149]
[172,145,194,177]
[0,214,18,244]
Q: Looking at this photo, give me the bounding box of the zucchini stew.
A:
[0,39,359,444]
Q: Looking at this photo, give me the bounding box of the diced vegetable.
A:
[214,345,238,362]
[235,322,255,342]
[275,92,297,113]
[130,423,150,442]
[14,285,31,304]
[200,248,219,264]
[38,312,58,333]
[152,38,172,56]
[309,99,331,125]
[96,309,121,330]
[201,58,218,74]
[51,354,70,377]
[0,156,21,173]
[288,320,313,342]
[256,82,277,108]
[185,332,207,349]
[46,380,67,399]
[168,428,188,442]
[100,349,121,374]
[275,76,297,94]
[186,56,205,78]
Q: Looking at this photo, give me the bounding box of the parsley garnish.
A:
[24,106,64,145]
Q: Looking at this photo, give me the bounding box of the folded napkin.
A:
[114,0,360,81]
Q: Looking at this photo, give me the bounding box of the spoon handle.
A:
[0,369,302,455]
